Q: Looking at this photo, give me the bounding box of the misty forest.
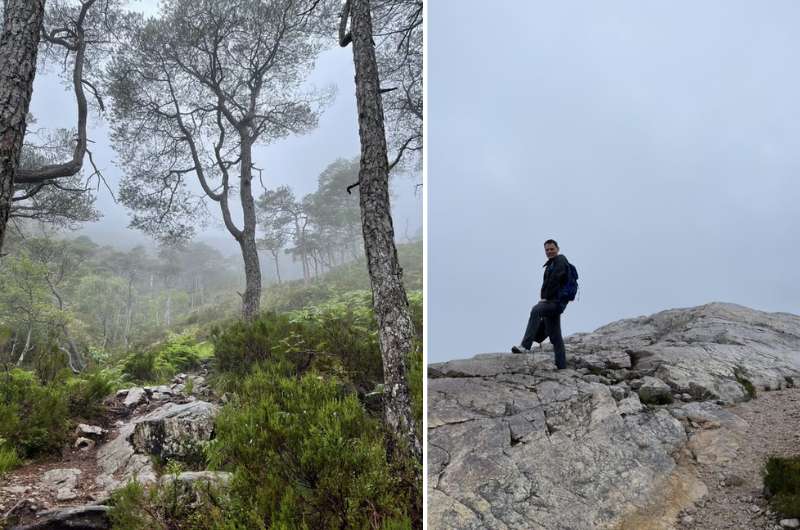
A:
[0,0,422,528]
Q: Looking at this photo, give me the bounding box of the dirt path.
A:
[0,367,213,528]
[678,387,800,530]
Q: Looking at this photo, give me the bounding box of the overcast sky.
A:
[27,1,421,268]
[429,0,800,363]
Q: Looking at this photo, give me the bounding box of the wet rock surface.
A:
[428,303,800,529]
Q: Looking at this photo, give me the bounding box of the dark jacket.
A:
[541,254,569,301]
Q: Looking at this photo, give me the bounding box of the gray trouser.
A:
[521,300,566,369]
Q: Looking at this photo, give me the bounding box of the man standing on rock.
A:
[511,239,574,369]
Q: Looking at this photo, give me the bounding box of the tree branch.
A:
[338,0,352,47]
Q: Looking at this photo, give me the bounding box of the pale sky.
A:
[429,0,800,363]
[27,0,422,273]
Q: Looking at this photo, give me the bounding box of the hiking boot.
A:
[511,345,530,354]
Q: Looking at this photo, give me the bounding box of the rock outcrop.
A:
[3,362,221,530]
[428,303,800,529]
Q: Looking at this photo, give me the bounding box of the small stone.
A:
[681,393,693,401]
[56,488,78,501]
[750,504,761,513]
[76,424,106,438]
[74,437,95,450]
[638,376,674,404]
[2,486,29,495]
[681,515,694,525]
[123,387,147,409]
[780,519,800,529]
[608,385,627,401]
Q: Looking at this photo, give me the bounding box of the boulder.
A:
[638,376,674,404]
[130,401,218,462]
[95,423,156,493]
[9,505,110,530]
[157,471,232,506]
[41,469,81,502]
[76,424,106,439]
[122,388,147,409]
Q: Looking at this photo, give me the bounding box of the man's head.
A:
[544,239,559,259]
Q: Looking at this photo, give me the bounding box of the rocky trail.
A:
[428,303,800,530]
[0,362,230,530]
[674,387,800,530]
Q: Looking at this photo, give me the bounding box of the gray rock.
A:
[427,303,800,529]
[429,368,689,529]
[781,519,800,529]
[187,375,206,387]
[608,384,628,400]
[95,424,156,493]
[74,437,95,450]
[76,424,106,439]
[617,393,644,415]
[41,469,81,503]
[41,468,80,491]
[122,388,147,409]
[638,376,674,404]
[575,303,800,403]
[157,471,232,506]
[130,401,218,461]
[2,486,29,495]
[9,505,110,530]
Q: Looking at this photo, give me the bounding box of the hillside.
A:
[428,303,800,529]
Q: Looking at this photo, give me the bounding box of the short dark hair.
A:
[544,239,559,248]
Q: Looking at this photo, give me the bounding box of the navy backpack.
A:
[559,261,579,302]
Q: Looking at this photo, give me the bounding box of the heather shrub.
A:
[65,368,119,419]
[0,439,20,475]
[765,455,800,517]
[207,362,409,529]
[123,334,203,383]
[0,368,69,457]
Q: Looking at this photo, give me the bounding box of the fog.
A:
[429,0,800,363]
[27,1,421,279]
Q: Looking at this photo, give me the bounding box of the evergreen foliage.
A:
[0,439,21,475]
[765,455,800,517]
[122,333,204,384]
[207,361,410,529]
[0,368,70,458]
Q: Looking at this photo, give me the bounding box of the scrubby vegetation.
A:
[733,365,757,400]
[122,333,209,384]
[208,361,410,528]
[764,455,800,518]
[1,233,423,527]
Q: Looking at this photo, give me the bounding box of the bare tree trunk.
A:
[15,326,33,366]
[238,132,261,321]
[164,293,172,327]
[59,325,84,373]
[342,0,421,465]
[271,249,282,284]
[124,277,134,349]
[0,0,45,252]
